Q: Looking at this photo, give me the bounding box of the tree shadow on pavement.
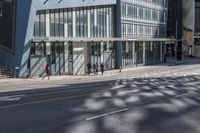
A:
[1,75,200,133]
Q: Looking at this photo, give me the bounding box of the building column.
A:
[101,42,104,63]
[143,42,146,65]
[115,41,122,68]
[46,10,50,37]
[132,41,136,65]
[64,43,68,73]
[72,10,76,37]
[107,13,109,38]
[87,10,91,38]
[63,11,68,73]
[150,41,153,63]
[45,10,50,56]
[160,42,163,62]
[64,11,68,37]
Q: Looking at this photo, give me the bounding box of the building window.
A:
[59,9,64,37]
[121,2,126,18]
[50,10,55,37]
[66,9,73,37]
[91,42,101,56]
[40,11,46,37]
[145,8,151,20]
[34,12,40,37]
[138,7,143,19]
[35,43,45,55]
[103,44,107,51]
[152,10,158,21]
[55,10,60,37]
[127,4,134,17]
[83,9,88,37]
[34,11,46,37]
[50,43,55,64]
[30,43,36,55]
[122,41,134,67]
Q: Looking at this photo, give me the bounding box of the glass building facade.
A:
[30,5,114,76]
[33,6,113,38]
[0,0,171,77]
[121,0,167,38]
[29,1,168,77]
[121,0,167,67]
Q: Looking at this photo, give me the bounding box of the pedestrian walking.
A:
[93,64,96,75]
[87,63,91,75]
[43,64,50,79]
[95,63,99,75]
[100,63,104,75]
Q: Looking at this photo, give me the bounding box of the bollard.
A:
[15,66,20,78]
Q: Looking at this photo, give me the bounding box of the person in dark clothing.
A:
[100,63,104,75]
[87,63,91,75]
[95,63,99,75]
[43,64,50,79]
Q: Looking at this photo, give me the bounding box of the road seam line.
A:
[85,108,129,121]
[175,91,193,98]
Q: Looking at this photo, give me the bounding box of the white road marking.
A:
[86,108,129,121]
[0,95,25,102]
[110,85,125,90]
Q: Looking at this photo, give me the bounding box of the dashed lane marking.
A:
[86,108,129,121]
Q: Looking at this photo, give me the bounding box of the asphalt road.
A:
[1,63,200,133]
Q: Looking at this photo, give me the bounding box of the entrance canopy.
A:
[32,37,176,43]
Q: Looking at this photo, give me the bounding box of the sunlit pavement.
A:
[1,61,200,133]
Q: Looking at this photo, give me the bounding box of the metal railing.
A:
[0,62,15,78]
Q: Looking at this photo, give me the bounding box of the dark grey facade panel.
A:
[195,7,200,32]
[0,0,36,76]
[167,0,183,39]
[0,0,15,52]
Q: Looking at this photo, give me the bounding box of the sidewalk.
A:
[166,57,200,65]
[1,61,200,93]
[0,65,162,85]
[0,66,139,93]
[0,60,197,84]
[0,66,138,83]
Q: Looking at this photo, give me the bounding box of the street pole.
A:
[175,20,178,64]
